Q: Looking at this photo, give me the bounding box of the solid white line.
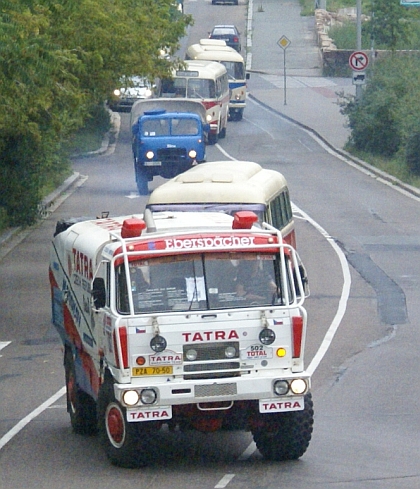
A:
[0,387,66,450]
[292,204,351,376]
[215,474,235,488]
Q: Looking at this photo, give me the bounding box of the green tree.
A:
[0,0,192,226]
[369,0,412,50]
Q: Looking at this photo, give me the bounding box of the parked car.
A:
[109,76,154,112]
[208,25,241,52]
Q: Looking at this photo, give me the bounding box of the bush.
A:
[405,131,420,176]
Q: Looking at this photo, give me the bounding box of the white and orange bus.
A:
[158,60,229,144]
[146,160,296,248]
[186,39,249,121]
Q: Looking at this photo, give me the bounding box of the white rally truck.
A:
[49,209,313,467]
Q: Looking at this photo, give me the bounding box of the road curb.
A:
[248,92,420,201]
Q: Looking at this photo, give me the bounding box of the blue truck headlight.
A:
[188,149,197,159]
[146,150,154,159]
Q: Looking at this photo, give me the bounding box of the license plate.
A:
[259,397,304,413]
[132,366,173,376]
[144,161,162,166]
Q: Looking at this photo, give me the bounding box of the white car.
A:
[109,76,154,112]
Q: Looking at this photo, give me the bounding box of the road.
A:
[1,0,420,487]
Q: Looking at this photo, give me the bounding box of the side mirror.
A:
[92,277,106,309]
[246,73,250,80]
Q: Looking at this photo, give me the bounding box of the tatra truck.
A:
[49,209,314,467]
[130,99,209,195]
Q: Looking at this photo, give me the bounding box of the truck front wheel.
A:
[64,350,97,435]
[251,393,314,461]
[98,378,148,468]
[135,168,149,195]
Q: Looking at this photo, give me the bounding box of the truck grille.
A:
[157,147,187,163]
[183,342,240,380]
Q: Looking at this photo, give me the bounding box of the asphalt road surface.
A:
[1,0,420,487]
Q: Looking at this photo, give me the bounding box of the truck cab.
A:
[49,210,313,468]
[131,100,210,195]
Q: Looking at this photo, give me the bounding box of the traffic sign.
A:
[352,71,366,86]
[277,35,291,50]
[349,51,369,71]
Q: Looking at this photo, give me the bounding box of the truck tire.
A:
[64,350,97,435]
[207,132,218,145]
[97,378,147,468]
[251,392,314,461]
[135,168,149,195]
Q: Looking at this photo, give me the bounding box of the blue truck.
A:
[130,99,209,195]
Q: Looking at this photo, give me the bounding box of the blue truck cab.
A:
[131,100,209,195]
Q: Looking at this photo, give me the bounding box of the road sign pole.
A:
[283,49,287,105]
[356,0,362,101]
[277,35,291,106]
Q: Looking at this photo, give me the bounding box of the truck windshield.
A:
[116,253,295,314]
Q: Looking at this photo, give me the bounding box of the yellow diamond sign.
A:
[277,35,291,50]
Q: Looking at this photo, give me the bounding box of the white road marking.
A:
[292,204,351,376]
[238,441,257,461]
[0,341,11,357]
[215,474,235,488]
[0,387,66,450]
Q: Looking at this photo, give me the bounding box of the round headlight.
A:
[225,346,236,358]
[113,89,121,97]
[273,380,289,396]
[206,114,212,122]
[188,149,197,159]
[185,348,197,361]
[259,328,276,345]
[140,388,157,405]
[290,378,307,395]
[146,150,154,160]
[123,389,140,406]
[150,335,167,353]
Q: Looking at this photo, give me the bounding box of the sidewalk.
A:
[246,0,354,150]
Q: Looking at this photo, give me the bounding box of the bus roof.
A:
[147,161,289,206]
[186,42,244,63]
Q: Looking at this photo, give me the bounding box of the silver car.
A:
[109,76,154,112]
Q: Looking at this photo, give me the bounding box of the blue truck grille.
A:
[157,147,187,162]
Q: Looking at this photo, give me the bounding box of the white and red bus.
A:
[158,60,229,144]
[186,39,249,121]
[146,160,296,248]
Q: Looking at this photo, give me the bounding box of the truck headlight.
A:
[259,328,275,345]
[113,89,121,97]
[140,388,157,405]
[188,149,197,159]
[290,378,307,395]
[150,335,167,352]
[146,150,154,159]
[185,348,197,361]
[224,346,236,358]
[123,389,140,406]
[273,380,289,396]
